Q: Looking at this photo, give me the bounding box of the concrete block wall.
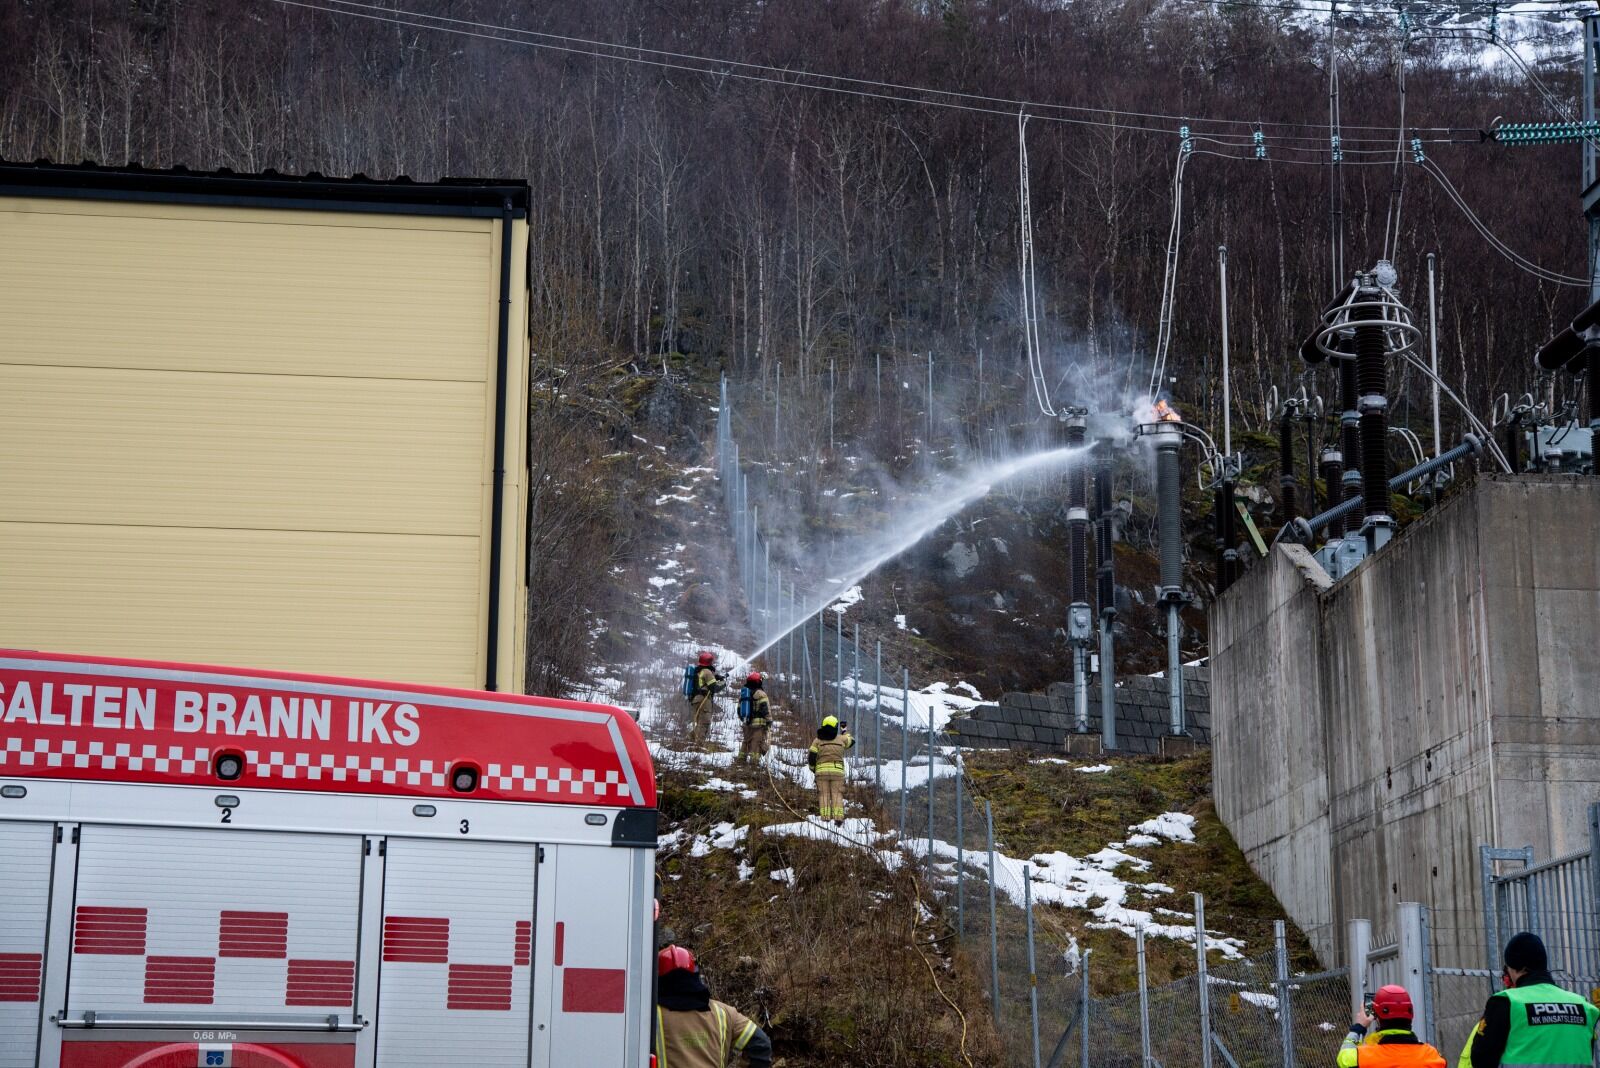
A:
[948,667,1210,755]
[1212,475,1600,972]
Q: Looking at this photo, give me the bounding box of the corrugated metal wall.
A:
[0,196,528,691]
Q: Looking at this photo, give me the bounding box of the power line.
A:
[264,0,1484,144]
[1416,156,1588,284]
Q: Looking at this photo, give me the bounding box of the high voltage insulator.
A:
[1253,130,1267,160]
[1494,121,1600,145]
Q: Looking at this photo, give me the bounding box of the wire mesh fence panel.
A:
[1207,951,1286,1068]
[1145,973,1205,1068]
[1086,989,1147,1068]
[1432,970,1495,1062]
[1035,954,1083,1068]
[1288,970,1353,1067]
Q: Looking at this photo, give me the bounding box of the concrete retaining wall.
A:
[1212,474,1600,970]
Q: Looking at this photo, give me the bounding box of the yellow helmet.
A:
[821,715,839,729]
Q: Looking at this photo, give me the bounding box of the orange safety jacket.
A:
[1337,1028,1448,1068]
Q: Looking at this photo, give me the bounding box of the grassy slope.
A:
[655,725,1004,1067]
[963,748,1319,992]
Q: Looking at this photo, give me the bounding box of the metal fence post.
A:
[874,640,882,791]
[1196,892,1213,1068]
[899,669,910,838]
[838,607,851,716]
[1081,948,1091,1068]
[1480,845,1498,981]
[987,800,1001,1017]
[1398,902,1433,1044]
[1589,802,1600,978]
[1026,865,1042,1068]
[1275,919,1295,1068]
[852,623,860,718]
[1137,925,1152,1068]
[1347,917,1372,1020]
[956,750,965,936]
[819,611,825,717]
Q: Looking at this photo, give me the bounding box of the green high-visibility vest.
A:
[1497,982,1599,1067]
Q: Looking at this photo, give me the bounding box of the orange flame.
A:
[1153,399,1182,423]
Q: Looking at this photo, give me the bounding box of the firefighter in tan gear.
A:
[686,651,725,745]
[655,944,772,1068]
[736,673,771,765]
[807,715,854,825]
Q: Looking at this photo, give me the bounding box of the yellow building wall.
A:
[0,195,529,692]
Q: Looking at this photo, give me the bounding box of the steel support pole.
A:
[987,801,1001,1017]
[1166,603,1184,735]
[1220,245,1232,458]
[1196,893,1214,1068]
[1027,867,1042,1068]
[1275,920,1296,1068]
[1137,926,1152,1068]
[1427,254,1440,463]
[1100,617,1116,750]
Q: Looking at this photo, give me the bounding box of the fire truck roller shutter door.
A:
[537,843,650,1067]
[66,826,362,1024]
[0,821,52,1067]
[375,838,536,1068]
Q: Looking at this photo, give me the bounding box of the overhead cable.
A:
[261,0,1484,145]
[1416,157,1588,284]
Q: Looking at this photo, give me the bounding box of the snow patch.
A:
[1130,812,1197,843]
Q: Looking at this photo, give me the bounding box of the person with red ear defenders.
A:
[1337,984,1446,1067]
[655,944,772,1068]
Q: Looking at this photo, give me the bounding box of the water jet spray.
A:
[734,444,1095,666]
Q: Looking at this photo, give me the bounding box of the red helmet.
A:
[1372,984,1413,1022]
[697,651,715,667]
[747,672,763,685]
[657,944,697,976]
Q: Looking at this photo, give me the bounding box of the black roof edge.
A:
[0,159,529,217]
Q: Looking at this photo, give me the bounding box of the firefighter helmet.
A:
[697,651,715,667]
[657,944,698,976]
[821,715,839,729]
[747,672,763,685]
[1371,984,1413,1022]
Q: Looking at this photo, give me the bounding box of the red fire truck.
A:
[0,649,658,1068]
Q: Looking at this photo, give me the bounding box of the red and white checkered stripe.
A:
[484,763,625,798]
[1,737,627,800]
[1,737,209,774]
[242,750,450,788]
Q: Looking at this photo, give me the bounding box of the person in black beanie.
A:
[1458,931,1599,1067]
